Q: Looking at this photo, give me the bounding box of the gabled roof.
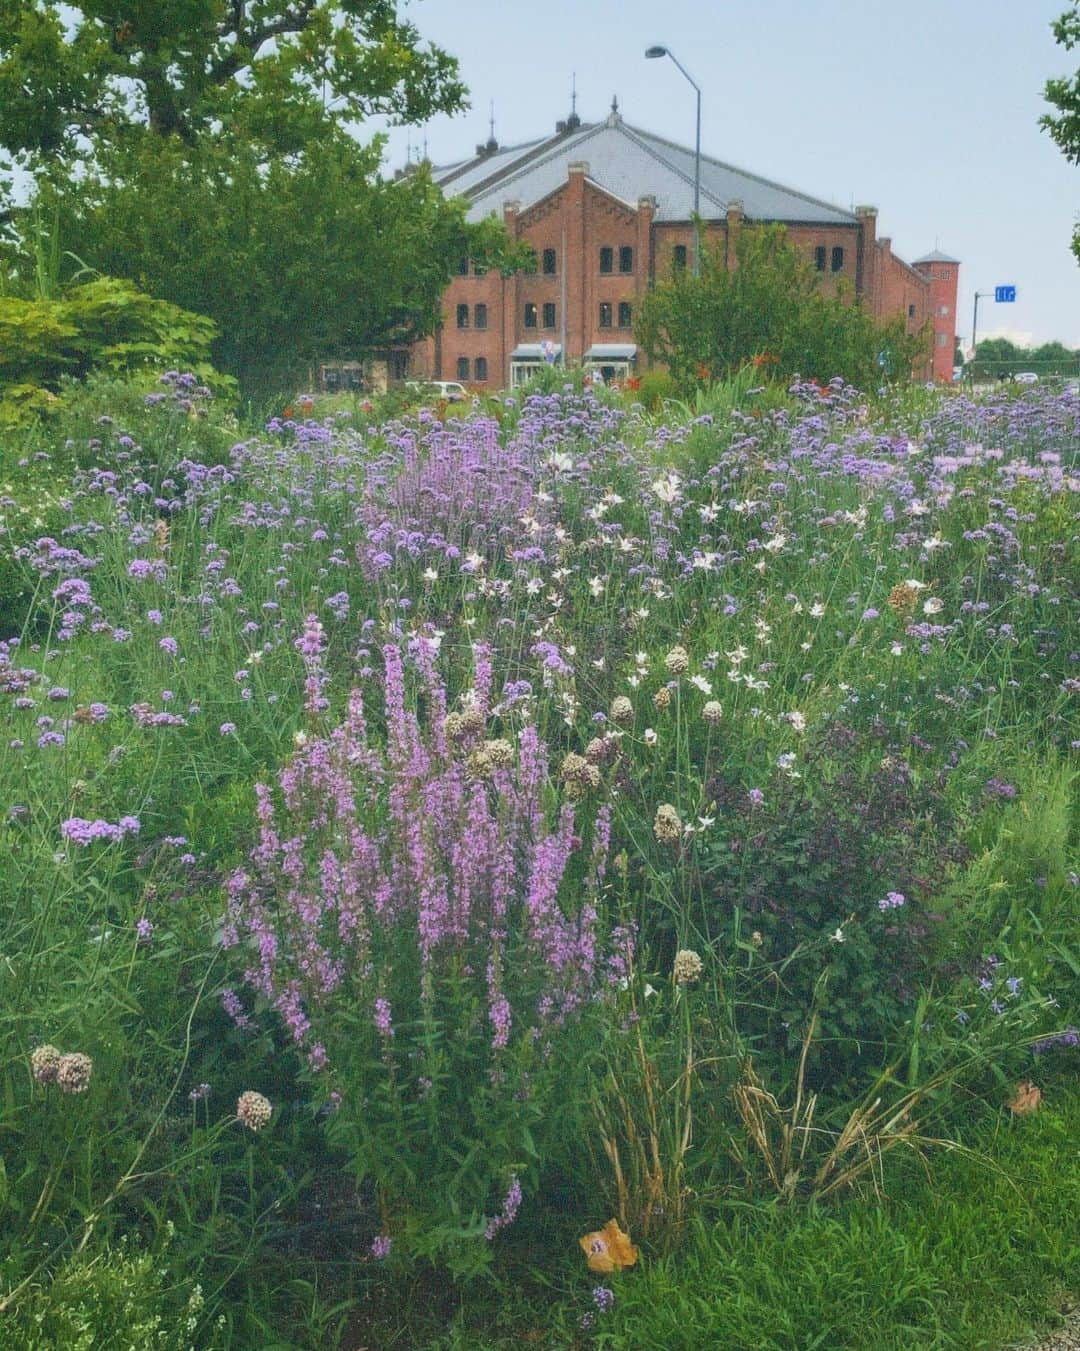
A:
[429,112,857,226]
[911,249,960,264]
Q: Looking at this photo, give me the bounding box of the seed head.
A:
[609,696,634,724]
[236,1090,272,1131]
[31,1044,62,1086]
[673,949,704,985]
[653,686,672,711]
[560,752,601,799]
[653,803,683,844]
[664,645,690,675]
[56,1052,93,1094]
[702,700,723,724]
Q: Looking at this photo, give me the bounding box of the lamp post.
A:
[971,290,993,357]
[645,44,701,274]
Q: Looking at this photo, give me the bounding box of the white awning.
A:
[510,343,563,359]
[584,344,637,360]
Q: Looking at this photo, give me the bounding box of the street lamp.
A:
[645,44,702,274]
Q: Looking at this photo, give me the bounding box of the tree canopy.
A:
[1041,2,1080,263]
[17,131,525,392]
[0,1,466,163]
[635,224,927,394]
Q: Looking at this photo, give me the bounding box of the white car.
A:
[405,380,468,403]
[1013,372,1039,385]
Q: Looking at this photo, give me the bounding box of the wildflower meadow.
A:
[0,369,1078,1348]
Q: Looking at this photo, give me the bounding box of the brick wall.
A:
[417,161,956,387]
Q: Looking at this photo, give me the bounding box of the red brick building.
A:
[409,104,960,388]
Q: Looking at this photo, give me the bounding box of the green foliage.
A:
[0,277,226,425]
[1041,3,1080,263]
[27,132,527,393]
[0,1,467,165]
[0,1234,212,1350]
[635,223,929,393]
[969,335,1080,380]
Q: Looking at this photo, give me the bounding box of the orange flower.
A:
[282,405,295,419]
[1008,1080,1042,1114]
[751,352,777,367]
[579,1218,639,1273]
[695,363,710,383]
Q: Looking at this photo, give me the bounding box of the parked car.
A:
[405,380,468,403]
[1013,371,1039,385]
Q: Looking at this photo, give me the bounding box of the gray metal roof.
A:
[436,113,856,226]
[433,135,551,195]
[911,249,960,264]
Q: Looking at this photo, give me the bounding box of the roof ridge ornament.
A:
[606,95,620,127]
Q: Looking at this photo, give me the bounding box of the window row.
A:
[455,356,489,381]
[456,303,488,329]
[517,246,637,275]
[520,301,634,330]
[814,245,845,273]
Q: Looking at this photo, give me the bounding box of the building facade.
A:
[409,105,960,388]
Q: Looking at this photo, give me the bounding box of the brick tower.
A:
[912,250,961,382]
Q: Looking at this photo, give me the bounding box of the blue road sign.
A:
[995,286,1017,303]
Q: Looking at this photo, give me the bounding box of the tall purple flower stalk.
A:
[224,643,614,1067]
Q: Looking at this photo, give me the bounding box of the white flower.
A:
[547,452,573,473]
[809,602,826,618]
[689,674,712,695]
[785,711,806,733]
[422,567,439,582]
[589,576,605,598]
[830,928,845,943]
[890,642,904,656]
[923,597,944,615]
[903,579,928,591]
[699,502,720,523]
[651,473,681,504]
[763,533,786,553]
[643,728,658,746]
[644,983,658,999]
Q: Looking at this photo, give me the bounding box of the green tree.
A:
[0,1,466,163]
[635,224,927,394]
[1041,2,1080,264]
[28,131,524,392]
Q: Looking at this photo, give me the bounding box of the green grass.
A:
[337,1082,1079,1350]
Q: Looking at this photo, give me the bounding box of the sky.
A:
[368,0,1080,351]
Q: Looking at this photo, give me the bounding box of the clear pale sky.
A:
[371,0,1080,350]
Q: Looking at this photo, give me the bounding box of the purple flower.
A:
[370,1234,392,1260]
[593,1286,615,1312]
[878,891,905,912]
[373,997,394,1040]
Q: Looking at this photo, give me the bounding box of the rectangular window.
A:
[814,246,826,271]
[474,303,488,330]
[524,302,538,329]
[598,302,613,329]
[456,303,469,329]
[474,356,488,381]
[599,246,613,274]
[542,248,557,275]
[673,244,688,272]
[619,245,633,274]
[908,304,916,318]
[618,301,632,328]
[938,304,950,317]
[831,246,844,273]
[935,332,949,348]
[456,356,470,380]
[542,301,556,329]
[457,257,469,275]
